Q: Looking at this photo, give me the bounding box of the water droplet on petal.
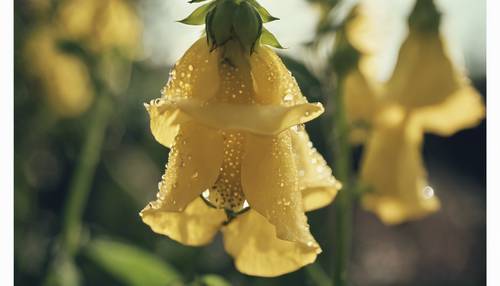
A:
[423,186,435,199]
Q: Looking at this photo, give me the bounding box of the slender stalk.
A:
[61,94,113,255]
[305,263,332,286]
[330,78,353,286]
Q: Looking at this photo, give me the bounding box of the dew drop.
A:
[283,94,293,102]
[423,186,435,199]
[242,200,250,209]
[202,190,210,199]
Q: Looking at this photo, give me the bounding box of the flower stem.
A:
[61,94,113,255]
[331,78,353,286]
[305,263,332,286]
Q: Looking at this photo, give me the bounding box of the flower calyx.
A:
[179,0,283,54]
[408,0,441,33]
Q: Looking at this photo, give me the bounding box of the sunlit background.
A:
[15,0,485,285]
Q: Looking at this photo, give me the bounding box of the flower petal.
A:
[344,69,378,126]
[241,131,319,249]
[141,198,226,246]
[222,210,319,277]
[360,118,440,225]
[412,84,485,136]
[145,121,224,212]
[163,37,220,101]
[386,31,460,109]
[290,127,341,212]
[148,98,324,137]
[250,45,309,105]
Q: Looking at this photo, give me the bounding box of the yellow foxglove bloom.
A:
[24,27,94,117]
[140,38,341,276]
[345,22,485,225]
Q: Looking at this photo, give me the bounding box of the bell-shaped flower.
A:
[344,17,485,225]
[140,38,341,276]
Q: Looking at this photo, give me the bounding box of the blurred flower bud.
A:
[24,27,94,117]
[57,0,142,58]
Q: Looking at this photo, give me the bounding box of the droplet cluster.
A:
[250,48,309,106]
[292,125,341,189]
[213,61,255,104]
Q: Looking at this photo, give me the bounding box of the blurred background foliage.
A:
[14,0,485,285]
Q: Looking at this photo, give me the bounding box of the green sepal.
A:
[178,0,218,25]
[247,0,279,22]
[205,8,216,49]
[260,27,284,49]
[408,0,441,33]
[211,0,238,46]
[233,1,262,53]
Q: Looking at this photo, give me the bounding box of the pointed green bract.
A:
[247,0,279,22]
[179,0,218,25]
[233,1,263,53]
[260,27,284,49]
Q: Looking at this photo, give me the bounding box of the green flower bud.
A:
[408,0,441,33]
[233,1,262,53]
[210,0,238,47]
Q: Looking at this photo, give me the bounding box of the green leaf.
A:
[260,28,284,49]
[84,239,182,286]
[198,275,231,286]
[188,0,211,3]
[247,0,279,22]
[43,253,81,286]
[178,0,218,25]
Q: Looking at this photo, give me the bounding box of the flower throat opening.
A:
[200,131,250,216]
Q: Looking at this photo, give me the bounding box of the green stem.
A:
[331,78,353,286]
[305,263,332,286]
[61,94,113,255]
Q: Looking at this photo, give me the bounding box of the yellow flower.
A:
[345,24,485,225]
[24,27,94,117]
[140,38,341,276]
[57,0,142,57]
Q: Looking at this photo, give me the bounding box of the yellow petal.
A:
[141,198,226,246]
[148,98,323,141]
[145,121,224,212]
[250,45,309,105]
[344,69,377,124]
[360,116,440,225]
[290,126,341,211]
[413,84,485,136]
[222,210,319,277]
[146,103,185,148]
[241,131,320,249]
[343,69,379,144]
[386,30,460,109]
